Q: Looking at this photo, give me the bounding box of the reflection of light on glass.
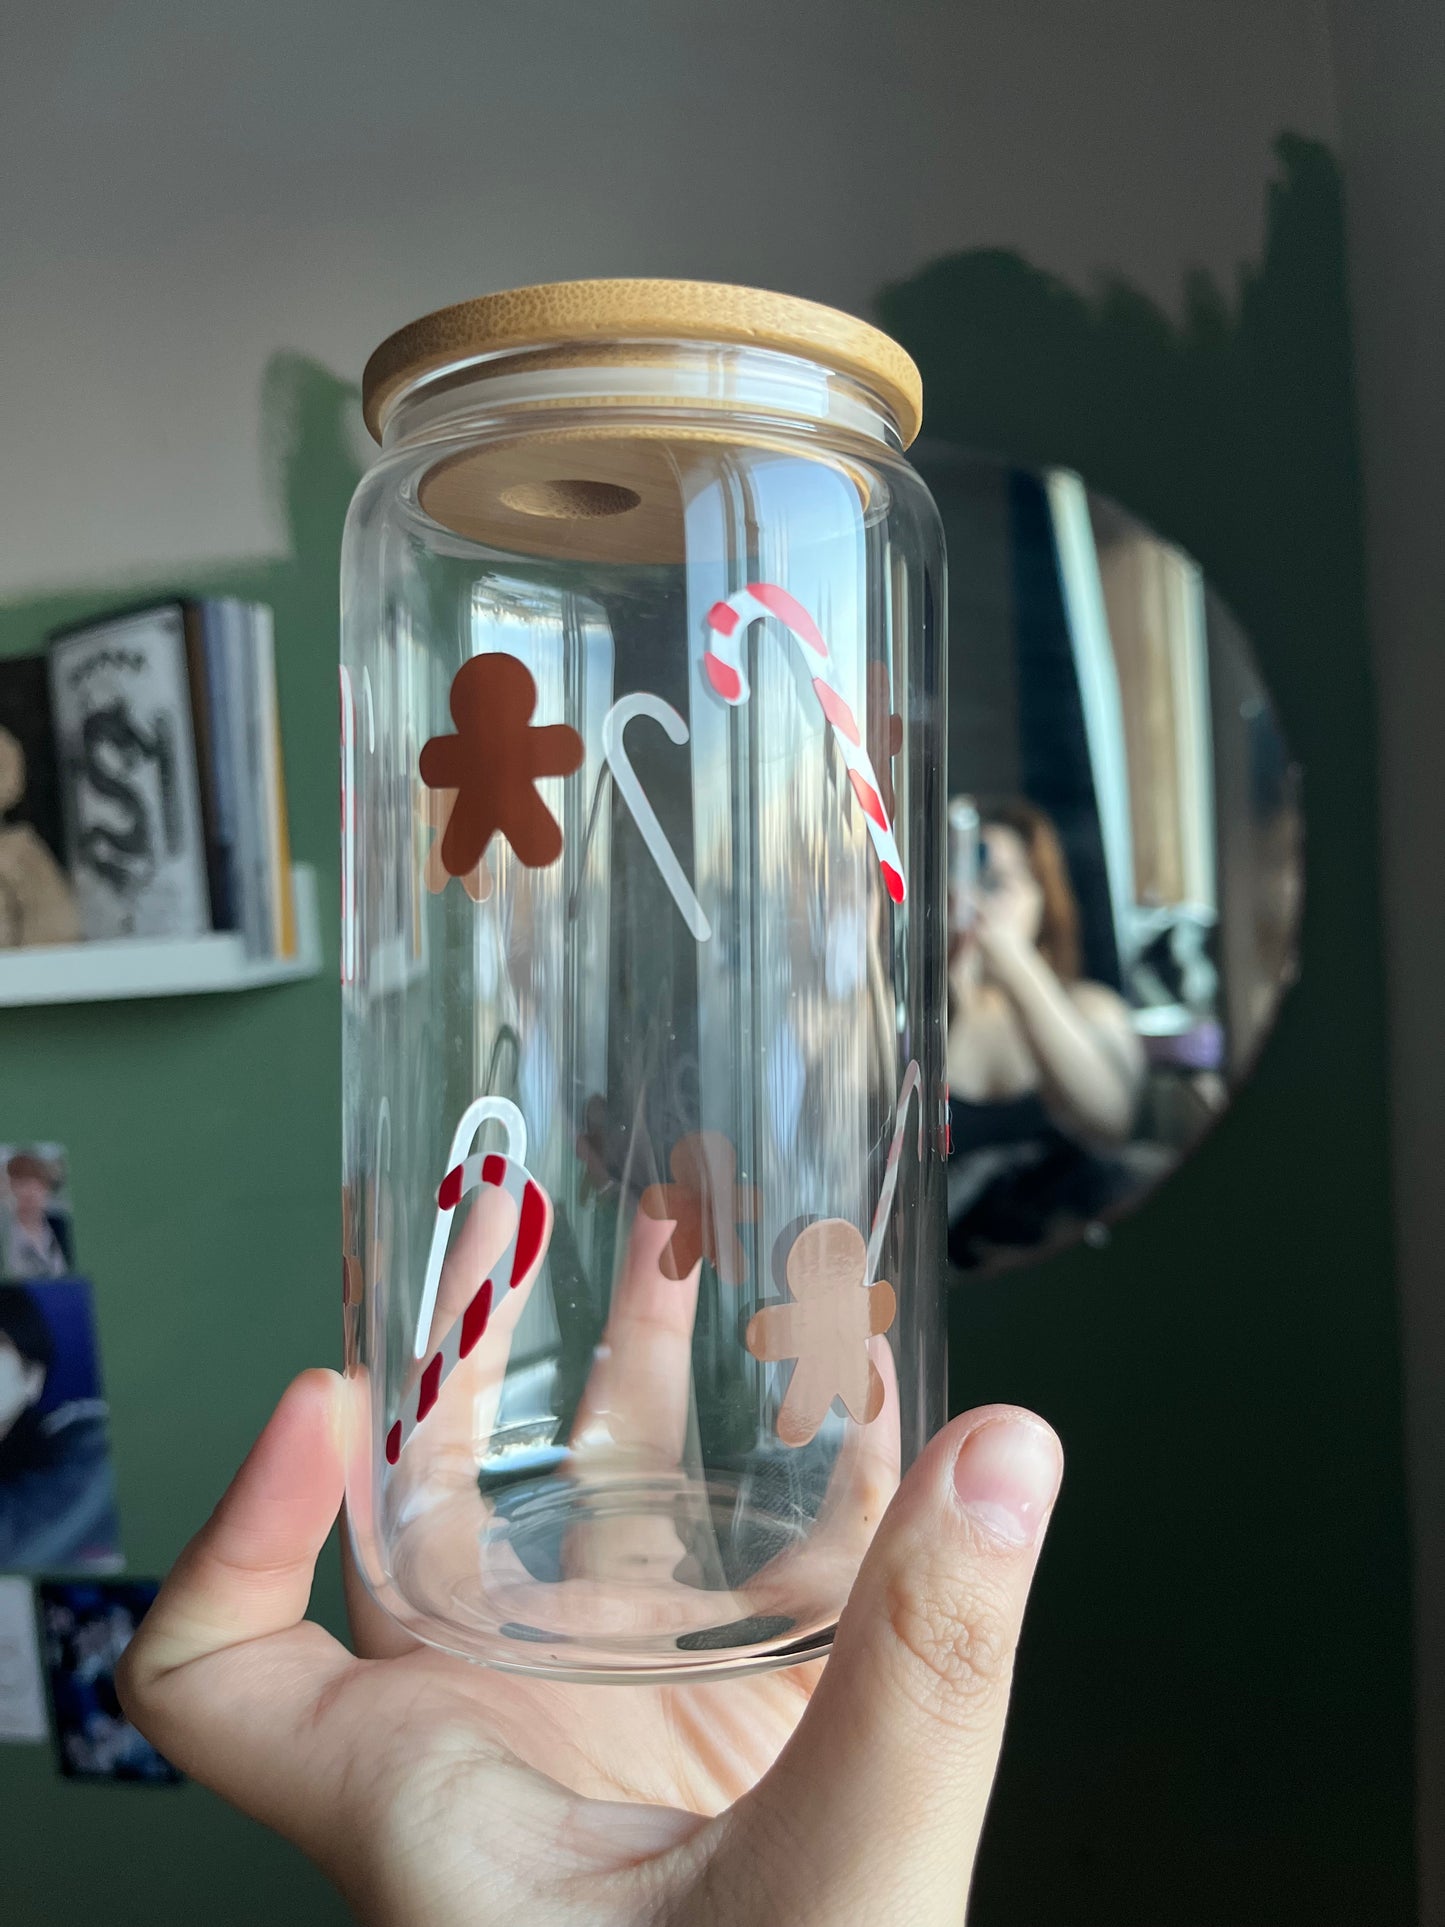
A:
[825,901,867,999]
[339,663,358,988]
[468,582,615,1362]
[353,592,459,1417]
[475,915,501,999]
[366,609,435,991]
[517,1022,556,1160]
[686,449,875,1316]
[468,587,614,1184]
[766,1020,806,1151]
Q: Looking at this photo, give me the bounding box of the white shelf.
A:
[0,865,323,1008]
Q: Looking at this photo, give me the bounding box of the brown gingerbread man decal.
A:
[419,654,583,879]
[639,1131,760,1286]
[745,1218,896,1447]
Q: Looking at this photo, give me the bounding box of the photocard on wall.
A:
[0,1576,49,1744]
[39,1580,181,1785]
[0,1142,75,1280]
[0,1278,121,1572]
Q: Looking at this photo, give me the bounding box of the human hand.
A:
[949,897,1035,1019]
[119,1370,1062,1925]
[971,891,1044,993]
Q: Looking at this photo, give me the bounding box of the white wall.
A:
[1,0,1335,594]
[1331,4,1445,1919]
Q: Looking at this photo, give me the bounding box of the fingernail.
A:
[952,1416,1061,1547]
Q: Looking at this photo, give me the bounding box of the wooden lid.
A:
[413,421,874,566]
[361,278,923,446]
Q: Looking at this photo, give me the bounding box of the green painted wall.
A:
[0,134,1413,1924]
[0,358,358,1925]
[881,136,1415,1923]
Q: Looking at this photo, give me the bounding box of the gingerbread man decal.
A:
[419,654,583,879]
[418,785,492,902]
[639,1131,759,1286]
[745,1218,896,1448]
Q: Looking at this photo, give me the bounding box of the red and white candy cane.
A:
[702,582,906,904]
[387,1098,552,1467]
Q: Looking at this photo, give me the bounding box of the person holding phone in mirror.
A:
[946,797,1146,1270]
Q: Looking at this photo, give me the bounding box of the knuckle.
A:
[882,1561,1018,1724]
[112,1639,152,1726]
[112,1620,179,1741]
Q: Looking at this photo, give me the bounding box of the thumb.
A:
[724,1405,1061,1923]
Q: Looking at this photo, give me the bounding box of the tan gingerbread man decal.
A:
[418,786,492,902]
[745,1218,896,1448]
[419,654,583,878]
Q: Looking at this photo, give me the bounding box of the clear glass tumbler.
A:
[341,280,948,1678]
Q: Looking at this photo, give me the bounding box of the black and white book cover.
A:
[47,605,211,939]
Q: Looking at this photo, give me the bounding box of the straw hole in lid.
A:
[499,478,642,520]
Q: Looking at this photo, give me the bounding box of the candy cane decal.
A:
[568,695,712,940]
[702,583,906,904]
[863,1058,923,1288]
[603,695,711,940]
[388,1097,553,1466]
[411,1097,532,1357]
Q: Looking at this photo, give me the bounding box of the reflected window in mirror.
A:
[919,449,1302,1278]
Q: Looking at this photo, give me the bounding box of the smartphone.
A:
[948,797,980,933]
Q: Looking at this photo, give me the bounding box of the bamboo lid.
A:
[413,420,874,565]
[361,278,923,446]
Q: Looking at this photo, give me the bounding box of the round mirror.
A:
[917,450,1303,1278]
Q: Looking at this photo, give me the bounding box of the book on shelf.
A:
[253,605,298,960]
[42,599,296,956]
[47,606,212,941]
[198,598,297,958]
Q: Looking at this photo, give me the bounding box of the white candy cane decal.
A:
[603,695,711,940]
[568,695,711,940]
[389,1098,552,1466]
[702,583,906,904]
[864,1059,923,1287]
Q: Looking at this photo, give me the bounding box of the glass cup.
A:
[341,281,948,1678]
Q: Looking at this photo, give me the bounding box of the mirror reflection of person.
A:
[4,1151,72,1279]
[0,1283,120,1570]
[947,800,1146,1269]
